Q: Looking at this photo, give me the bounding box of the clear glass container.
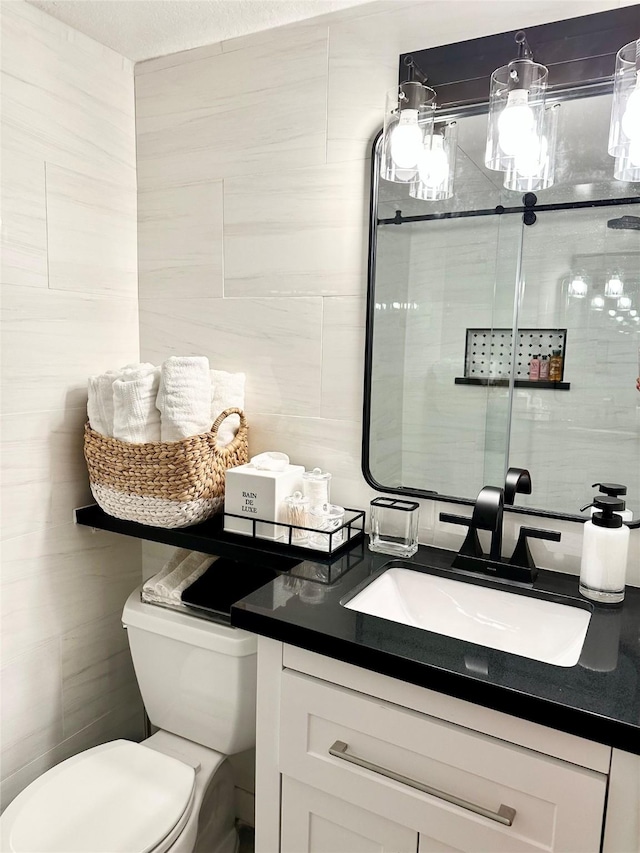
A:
[502,102,560,192]
[485,59,548,173]
[302,467,332,507]
[409,120,458,201]
[380,83,436,183]
[308,503,345,552]
[283,491,310,545]
[369,497,419,557]
[608,39,640,166]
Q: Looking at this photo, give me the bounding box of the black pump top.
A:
[592,496,624,529]
[593,482,627,497]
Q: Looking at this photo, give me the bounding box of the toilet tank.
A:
[122,589,257,755]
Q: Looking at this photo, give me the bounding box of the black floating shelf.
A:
[455,377,571,390]
[74,504,364,570]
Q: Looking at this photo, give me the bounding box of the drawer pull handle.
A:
[328,740,516,827]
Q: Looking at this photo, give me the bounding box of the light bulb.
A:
[630,309,638,317]
[498,89,535,157]
[617,295,632,311]
[616,315,624,322]
[605,276,624,298]
[621,80,640,141]
[514,134,548,177]
[568,275,587,298]
[417,134,449,188]
[608,309,617,317]
[390,110,423,170]
[590,295,605,311]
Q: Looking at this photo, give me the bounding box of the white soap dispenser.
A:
[580,497,630,604]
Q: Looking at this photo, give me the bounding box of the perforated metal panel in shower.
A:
[463,328,567,382]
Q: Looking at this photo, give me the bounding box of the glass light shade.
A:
[485,59,548,172]
[409,121,458,201]
[503,102,560,192]
[381,83,436,183]
[608,39,640,161]
[613,150,640,182]
[591,295,605,311]
[617,295,632,311]
[568,274,588,298]
[605,275,624,298]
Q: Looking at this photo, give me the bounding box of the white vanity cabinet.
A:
[255,639,638,853]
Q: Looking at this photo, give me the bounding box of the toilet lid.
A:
[2,740,196,853]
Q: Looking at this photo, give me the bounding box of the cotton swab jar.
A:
[283,491,310,545]
[302,468,332,507]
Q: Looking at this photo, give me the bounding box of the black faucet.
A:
[439,468,561,584]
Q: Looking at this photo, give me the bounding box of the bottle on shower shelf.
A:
[529,354,540,381]
[539,355,550,381]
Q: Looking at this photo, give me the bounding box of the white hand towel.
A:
[210,369,246,447]
[157,356,212,442]
[142,548,192,596]
[112,366,161,444]
[87,371,119,436]
[156,551,215,601]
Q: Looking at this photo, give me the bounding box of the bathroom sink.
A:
[343,565,591,667]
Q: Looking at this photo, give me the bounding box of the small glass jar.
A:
[283,491,310,545]
[308,503,345,552]
[302,468,332,507]
[369,497,419,557]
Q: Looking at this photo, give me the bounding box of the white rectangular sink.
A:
[344,567,591,667]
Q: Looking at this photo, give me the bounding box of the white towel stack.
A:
[156,356,212,442]
[210,369,246,447]
[87,358,246,444]
[143,549,216,605]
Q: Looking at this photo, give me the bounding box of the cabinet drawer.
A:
[279,671,607,853]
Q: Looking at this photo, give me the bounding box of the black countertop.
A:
[230,540,640,754]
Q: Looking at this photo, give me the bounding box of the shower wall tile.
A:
[1,284,139,414]
[0,525,142,664]
[321,296,366,421]
[45,164,137,296]
[0,2,135,182]
[0,407,92,541]
[0,151,48,289]
[135,25,328,188]
[0,639,63,780]
[139,181,224,299]
[139,296,323,417]
[61,611,142,739]
[223,162,369,298]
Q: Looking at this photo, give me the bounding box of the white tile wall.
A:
[136,0,637,589]
[0,1,143,811]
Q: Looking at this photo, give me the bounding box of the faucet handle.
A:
[504,468,532,506]
[439,513,483,558]
[510,526,561,577]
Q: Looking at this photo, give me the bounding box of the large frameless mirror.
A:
[364,84,640,520]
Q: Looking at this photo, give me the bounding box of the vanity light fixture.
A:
[381,57,437,183]
[485,31,550,179]
[609,38,640,182]
[410,121,458,201]
[567,274,588,298]
[590,295,605,311]
[617,295,633,311]
[605,274,624,298]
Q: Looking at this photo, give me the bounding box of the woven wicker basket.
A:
[84,407,249,529]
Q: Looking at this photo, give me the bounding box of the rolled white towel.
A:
[157,356,212,442]
[87,372,118,436]
[210,369,246,447]
[156,551,216,601]
[142,547,192,596]
[112,366,161,443]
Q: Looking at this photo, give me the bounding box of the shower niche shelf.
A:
[455,327,570,390]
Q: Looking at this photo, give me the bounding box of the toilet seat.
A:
[0,740,196,853]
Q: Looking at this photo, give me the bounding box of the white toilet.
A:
[1,588,258,853]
